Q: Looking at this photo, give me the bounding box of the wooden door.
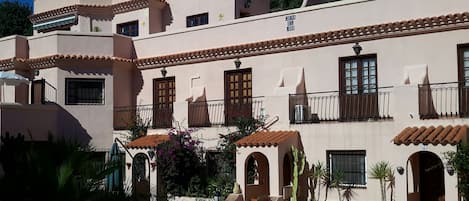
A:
[31,79,45,104]
[339,56,378,121]
[458,45,469,117]
[153,77,175,128]
[224,68,252,125]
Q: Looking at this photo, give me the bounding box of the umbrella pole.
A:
[1,82,5,103]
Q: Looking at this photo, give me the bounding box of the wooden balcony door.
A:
[224,68,252,125]
[458,44,469,117]
[339,55,378,121]
[153,77,175,128]
[31,79,45,104]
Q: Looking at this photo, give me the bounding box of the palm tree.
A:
[369,161,392,201]
[331,171,344,201]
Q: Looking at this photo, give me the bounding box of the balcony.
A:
[114,97,265,130]
[418,82,469,119]
[188,97,264,127]
[114,105,173,130]
[289,87,393,123]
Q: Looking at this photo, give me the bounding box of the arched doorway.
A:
[283,153,292,187]
[406,151,445,201]
[133,153,150,201]
[245,152,270,201]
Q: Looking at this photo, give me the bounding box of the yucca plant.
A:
[387,170,395,201]
[369,161,392,201]
[309,161,326,201]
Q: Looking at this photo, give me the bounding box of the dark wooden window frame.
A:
[152,77,175,128]
[186,13,209,28]
[457,43,469,117]
[65,78,105,105]
[224,68,252,125]
[326,150,367,187]
[339,54,378,95]
[117,20,139,37]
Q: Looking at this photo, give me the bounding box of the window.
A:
[458,44,469,116]
[186,13,209,27]
[340,55,377,95]
[327,150,366,186]
[224,68,252,125]
[339,55,378,120]
[66,78,105,105]
[153,77,175,128]
[117,21,139,37]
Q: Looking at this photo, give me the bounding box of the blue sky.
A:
[0,0,33,8]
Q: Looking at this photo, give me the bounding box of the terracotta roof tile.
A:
[235,130,299,147]
[126,134,169,149]
[393,125,468,146]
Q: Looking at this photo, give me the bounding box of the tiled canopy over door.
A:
[339,55,378,121]
[153,77,175,128]
[224,68,252,125]
[458,44,469,117]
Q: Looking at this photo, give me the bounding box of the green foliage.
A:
[445,143,469,201]
[156,128,206,198]
[127,115,151,141]
[0,1,32,37]
[291,146,305,201]
[369,161,393,201]
[309,161,327,201]
[0,133,131,201]
[270,0,303,11]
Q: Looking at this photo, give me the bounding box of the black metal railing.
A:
[418,82,469,119]
[114,105,173,130]
[289,87,392,123]
[188,97,265,127]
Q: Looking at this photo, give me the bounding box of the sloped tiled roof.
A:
[30,0,167,23]
[235,130,299,147]
[126,134,169,149]
[393,125,468,146]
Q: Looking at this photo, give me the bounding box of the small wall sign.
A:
[285,15,296,31]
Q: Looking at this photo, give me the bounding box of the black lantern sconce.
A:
[396,166,404,175]
[353,42,362,56]
[447,164,455,176]
[161,67,167,78]
[234,58,242,69]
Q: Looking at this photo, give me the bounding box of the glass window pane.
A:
[352,79,358,85]
[465,69,469,77]
[351,61,358,68]
[464,50,469,58]
[369,60,376,67]
[363,61,368,67]
[363,70,368,76]
[370,77,376,84]
[363,78,368,84]
[464,61,469,67]
[345,62,351,69]
[346,71,351,77]
[352,69,357,77]
[346,79,351,86]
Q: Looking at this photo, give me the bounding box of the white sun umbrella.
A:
[0,72,29,102]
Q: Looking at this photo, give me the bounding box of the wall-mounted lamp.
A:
[353,42,362,56]
[234,58,242,69]
[396,166,404,175]
[446,164,455,176]
[126,162,132,169]
[147,150,155,160]
[161,67,167,78]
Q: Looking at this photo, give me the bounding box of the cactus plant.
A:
[291,146,306,201]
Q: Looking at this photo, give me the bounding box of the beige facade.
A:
[1,0,469,200]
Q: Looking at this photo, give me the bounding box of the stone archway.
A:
[406,151,445,201]
[245,152,270,201]
[133,153,150,201]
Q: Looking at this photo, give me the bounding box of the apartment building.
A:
[0,0,468,200]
